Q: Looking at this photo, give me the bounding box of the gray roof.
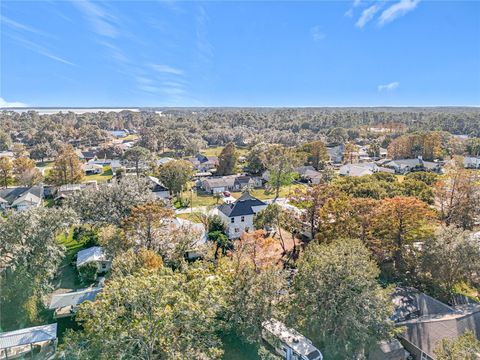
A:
[295,166,316,176]
[76,246,107,267]
[0,185,43,206]
[204,175,236,188]
[49,288,102,309]
[217,191,266,217]
[0,323,57,349]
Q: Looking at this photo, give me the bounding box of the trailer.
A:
[262,319,323,360]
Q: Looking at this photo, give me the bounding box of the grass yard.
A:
[56,229,88,290]
[176,212,206,223]
[201,146,249,157]
[250,183,307,200]
[83,166,113,183]
[122,134,139,141]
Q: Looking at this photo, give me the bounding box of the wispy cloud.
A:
[73,0,119,38]
[378,81,400,92]
[6,34,76,66]
[311,26,326,41]
[150,64,185,76]
[195,5,213,63]
[356,4,381,28]
[379,0,420,26]
[1,15,53,38]
[0,97,27,108]
[344,0,363,18]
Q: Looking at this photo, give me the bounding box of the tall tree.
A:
[219,258,288,344]
[289,184,345,240]
[123,146,152,176]
[0,156,13,188]
[0,207,77,328]
[66,177,152,226]
[29,143,54,164]
[246,142,269,175]
[61,268,225,359]
[373,196,435,278]
[421,227,480,302]
[157,159,193,196]
[435,163,480,230]
[217,142,237,176]
[122,201,175,252]
[48,144,84,185]
[13,156,42,186]
[301,140,329,170]
[265,145,300,200]
[291,238,394,360]
[0,129,12,151]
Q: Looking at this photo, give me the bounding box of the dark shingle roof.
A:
[218,192,266,217]
[0,185,43,205]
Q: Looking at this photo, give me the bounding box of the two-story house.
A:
[214,192,267,239]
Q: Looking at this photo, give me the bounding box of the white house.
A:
[0,185,44,212]
[76,246,111,273]
[214,192,267,239]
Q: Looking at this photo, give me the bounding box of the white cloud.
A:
[311,26,326,41]
[6,34,75,66]
[378,81,400,92]
[150,64,185,76]
[196,5,213,63]
[73,0,119,38]
[379,0,420,26]
[0,15,52,37]
[356,4,381,28]
[0,98,27,108]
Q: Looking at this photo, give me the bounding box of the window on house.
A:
[102,263,107,269]
[234,228,239,233]
[231,218,235,223]
[241,216,245,222]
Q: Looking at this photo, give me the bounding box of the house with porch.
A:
[49,288,102,319]
[0,323,58,360]
[214,192,267,239]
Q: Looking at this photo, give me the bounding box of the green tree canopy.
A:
[291,238,395,360]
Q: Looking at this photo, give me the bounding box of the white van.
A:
[262,319,323,360]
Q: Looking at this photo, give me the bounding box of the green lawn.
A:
[83,166,113,183]
[180,190,223,208]
[123,134,139,141]
[250,183,306,200]
[56,229,88,289]
[201,146,249,157]
[176,212,205,223]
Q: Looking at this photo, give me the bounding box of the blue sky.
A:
[1,0,479,107]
